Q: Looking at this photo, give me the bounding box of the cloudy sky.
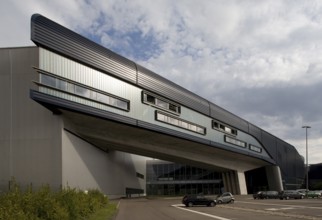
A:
[1,0,321,164]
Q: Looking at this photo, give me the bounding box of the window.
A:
[41,74,56,87]
[155,111,206,135]
[212,120,237,136]
[146,94,155,104]
[75,85,91,98]
[224,135,246,148]
[249,144,262,153]
[136,172,145,179]
[38,73,129,111]
[142,91,180,114]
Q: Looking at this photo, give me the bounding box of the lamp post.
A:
[302,125,311,193]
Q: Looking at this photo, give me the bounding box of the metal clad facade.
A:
[31,14,137,83]
[261,131,277,159]
[137,64,210,115]
[209,103,249,131]
[248,124,262,142]
[29,14,305,184]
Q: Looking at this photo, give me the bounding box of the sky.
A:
[1,0,321,164]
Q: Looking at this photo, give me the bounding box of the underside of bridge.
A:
[34,93,276,195]
[45,103,272,173]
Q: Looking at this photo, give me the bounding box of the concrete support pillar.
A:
[222,170,247,195]
[237,171,247,195]
[265,165,283,191]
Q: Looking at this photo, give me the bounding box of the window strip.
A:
[224,135,246,148]
[36,71,130,111]
[249,144,262,153]
[142,91,181,115]
[155,111,206,135]
[212,120,237,136]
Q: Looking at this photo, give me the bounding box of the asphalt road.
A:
[114,196,322,220]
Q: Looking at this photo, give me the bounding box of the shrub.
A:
[0,181,112,220]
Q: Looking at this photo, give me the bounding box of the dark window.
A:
[136,172,144,179]
[146,94,155,104]
[142,91,180,114]
[212,120,238,136]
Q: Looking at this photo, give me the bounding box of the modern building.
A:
[0,14,305,197]
[308,163,322,190]
[146,160,223,196]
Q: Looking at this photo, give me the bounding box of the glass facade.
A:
[146,160,223,196]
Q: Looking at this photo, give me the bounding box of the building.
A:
[0,14,305,197]
[308,163,322,190]
[146,160,223,196]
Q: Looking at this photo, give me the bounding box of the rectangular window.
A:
[96,93,109,104]
[75,85,91,98]
[146,94,155,104]
[57,79,67,91]
[155,111,206,135]
[41,74,56,87]
[38,73,130,111]
[136,172,144,179]
[224,135,246,148]
[142,91,180,114]
[249,144,262,153]
[212,120,237,136]
[156,99,168,109]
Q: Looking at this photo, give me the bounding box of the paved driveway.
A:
[114,196,322,220]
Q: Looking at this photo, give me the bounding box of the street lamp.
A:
[302,125,311,193]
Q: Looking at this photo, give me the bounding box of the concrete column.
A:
[230,171,237,195]
[237,171,247,195]
[265,165,283,191]
[222,170,247,195]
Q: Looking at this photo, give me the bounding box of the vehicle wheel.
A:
[218,200,222,204]
[286,196,289,200]
[230,199,234,204]
[210,202,215,207]
[188,202,193,207]
[301,195,304,199]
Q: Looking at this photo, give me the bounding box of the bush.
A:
[0,182,112,220]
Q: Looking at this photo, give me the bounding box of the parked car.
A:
[216,192,235,204]
[253,191,279,199]
[253,191,263,199]
[279,190,305,200]
[306,190,321,198]
[182,194,216,207]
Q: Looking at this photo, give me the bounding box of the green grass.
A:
[88,202,118,220]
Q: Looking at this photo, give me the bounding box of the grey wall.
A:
[62,129,146,198]
[0,47,147,196]
[0,47,63,190]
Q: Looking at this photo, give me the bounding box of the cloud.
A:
[1,0,321,163]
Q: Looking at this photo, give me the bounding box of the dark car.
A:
[279,190,305,200]
[182,194,216,207]
[253,191,264,199]
[216,192,235,204]
[307,190,321,198]
[254,191,279,199]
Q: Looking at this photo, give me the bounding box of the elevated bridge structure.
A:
[2,14,304,195]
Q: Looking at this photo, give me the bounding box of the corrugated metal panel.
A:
[137,64,210,115]
[209,103,249,131]
[31,14,137,83]
[261,131,277,159]
[248,123,262,142]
